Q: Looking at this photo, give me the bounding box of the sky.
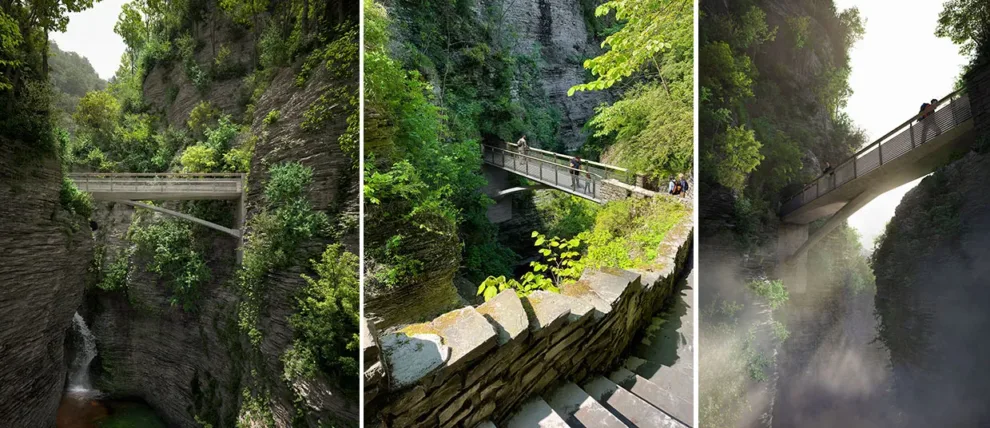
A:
[50,0,129,80]
[833,0,968,249]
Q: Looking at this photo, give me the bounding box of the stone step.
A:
[545,382,627,428]
[504,396,572,428]
[609,367,693,427]
[582,376,686,428]
[623,356,693,404]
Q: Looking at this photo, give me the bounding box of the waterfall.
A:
[68,312,97,392]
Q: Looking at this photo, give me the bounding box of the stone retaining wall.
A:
[363,210,694,426]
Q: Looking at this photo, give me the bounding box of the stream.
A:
[56,313,166,428]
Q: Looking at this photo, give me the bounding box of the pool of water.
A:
[56,391,167,428]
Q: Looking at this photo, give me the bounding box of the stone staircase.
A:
[488,268,695,428]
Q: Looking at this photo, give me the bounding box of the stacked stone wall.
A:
[363,211,694,426]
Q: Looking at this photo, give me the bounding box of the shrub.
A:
[747,278,789,310]
[236,162,329,345]
[60,177,93,218]
[180,145,219,172]
[130,218,210,311]
[286,244,359,389]
[263,109,280,126]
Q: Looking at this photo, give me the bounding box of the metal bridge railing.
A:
[504,143,634,185]
[481,145,605,200]
[780,90,972,216]
[67,173,245,196]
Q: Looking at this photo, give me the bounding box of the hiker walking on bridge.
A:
[569,156,583,190]
[516,135,528,155]
[918,98,942,141]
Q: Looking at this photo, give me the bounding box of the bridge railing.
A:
[504,142,634,185]
[781,89,972,215]
[67,173,246,195]
[481,145,605,200]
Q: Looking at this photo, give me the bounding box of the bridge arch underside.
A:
[777,120,975,291]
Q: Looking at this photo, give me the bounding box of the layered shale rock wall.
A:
[0,153,92,427]
[364,211,693,426]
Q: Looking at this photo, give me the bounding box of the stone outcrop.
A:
[364,210,693,426]
[0,152,92,427]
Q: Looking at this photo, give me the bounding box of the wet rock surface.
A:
[0,154,92,427]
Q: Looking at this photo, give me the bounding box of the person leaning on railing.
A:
[918,98,942,139]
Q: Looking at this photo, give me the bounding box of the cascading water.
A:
[68,312,97,393]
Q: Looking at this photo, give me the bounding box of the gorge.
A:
[1,0,359,426]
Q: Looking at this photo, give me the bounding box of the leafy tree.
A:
[114,2,146,73]
[569,0,692,95]
[937,0,990,60]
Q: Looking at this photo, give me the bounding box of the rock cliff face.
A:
[499,0,613,149]
[0,152,92,427]
[80,6,359,427]
[85,203,242,427]
[871,150,990,425]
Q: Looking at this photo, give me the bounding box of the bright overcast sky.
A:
[51,0,129,80]
[834,0,968,249]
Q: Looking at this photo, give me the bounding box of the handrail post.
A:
[878,140,884,165]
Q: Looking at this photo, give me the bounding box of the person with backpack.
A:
[679,174,689,198]
[569,156,582,189]
[918,98,942,141]
[668,177,676,194]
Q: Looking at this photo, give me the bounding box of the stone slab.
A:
[609,367,692,426]
[380,332,449,389]
[545,382,626,428]
[523,291,572,336]
[582,376,686,428]
[476,290,530,346]
[504,397,570,428]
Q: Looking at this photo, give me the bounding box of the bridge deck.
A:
[781,90,974,224]
[68,173,245,201]
[482,146,606,202]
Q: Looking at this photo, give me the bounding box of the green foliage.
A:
[747,278,789,310]
[73,90,120,132]
[96,248,132,292]
[236,162,329,345]
[130,218,210,311]
[708,125,763,191]
[570,0,692,95]
[285,244,359,390]
[475,273,555,302]
[937,0,990,62]
[533,193,601,239]
[530,232,584,287]
[771,320,790,342]
[48,41,105,115]
[589,83,693,179]
[180,145,219,172]
[263,109,280,126]
[583,196,687,270]
[701,2,865,215]
[187,101,220,139]
[59,177,93,218]
[365,0,517,286]
[787,16,811,49]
